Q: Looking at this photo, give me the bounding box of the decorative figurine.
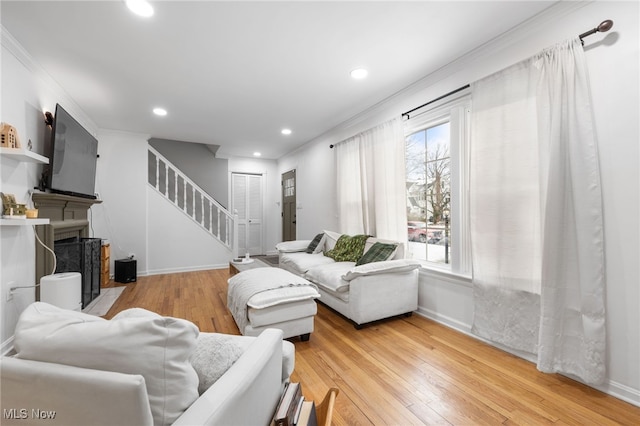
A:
[0,123,22,149]
[1,193,26,218]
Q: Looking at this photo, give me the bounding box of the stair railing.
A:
[147,146,238,258]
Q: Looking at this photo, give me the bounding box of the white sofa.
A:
[1,303,294,426]
[276,231,420,327]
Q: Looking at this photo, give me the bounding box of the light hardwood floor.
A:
[104,269,640,425]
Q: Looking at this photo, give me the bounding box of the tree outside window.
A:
[406,122,451,264]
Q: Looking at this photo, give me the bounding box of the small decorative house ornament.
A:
[0,123,21,149]
[1,193,26,218]
[2,192,16,216]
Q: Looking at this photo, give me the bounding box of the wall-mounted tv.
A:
[47,104,98,199]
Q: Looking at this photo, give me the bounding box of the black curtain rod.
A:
[401,84,470,119]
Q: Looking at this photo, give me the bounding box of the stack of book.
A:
[273,382,317,426]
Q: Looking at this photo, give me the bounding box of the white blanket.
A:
[227,268,319,334]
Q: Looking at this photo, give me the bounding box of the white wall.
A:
[0,30,98,350]
[277,139,339,240]
[91,129,148,273]
[146,188,230,274]
[277,1,639,404]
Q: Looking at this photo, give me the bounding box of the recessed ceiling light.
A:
[350,68,368,79]
[281,128,292,135]
[153,107,167,116]
[253,152,262,157]
[126,0,154,18]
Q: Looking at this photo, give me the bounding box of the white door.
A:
[232,173,263,256]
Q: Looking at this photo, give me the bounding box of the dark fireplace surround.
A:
[33,193,102,308]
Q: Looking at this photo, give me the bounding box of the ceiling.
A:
[2,1,556,159]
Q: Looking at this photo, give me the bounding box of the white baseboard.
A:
[592,379,640,408]
[143,263,228,276]
[415,308,640,408]
[415,306,472,336]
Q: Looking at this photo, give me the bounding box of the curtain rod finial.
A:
[579,19,613,43]
[598,20,613,33]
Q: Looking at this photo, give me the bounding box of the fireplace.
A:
[54,237,101,308]
[33,193,103,306]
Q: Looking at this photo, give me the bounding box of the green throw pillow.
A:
[324,234,369,262]
[356,242,398,266]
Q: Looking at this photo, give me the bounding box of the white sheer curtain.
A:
[335,117,406,242]
[470,38,606,384]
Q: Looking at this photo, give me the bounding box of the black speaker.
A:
[115,258,137,283]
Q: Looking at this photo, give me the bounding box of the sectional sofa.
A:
[276,231,421,327]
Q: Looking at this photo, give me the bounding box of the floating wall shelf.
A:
[0,218,49,226]
[1,147,50,225]
[0,147,49,164]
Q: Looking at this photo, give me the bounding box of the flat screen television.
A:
[47,104,98,199]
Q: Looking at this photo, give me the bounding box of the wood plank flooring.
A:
[104,270,640,425]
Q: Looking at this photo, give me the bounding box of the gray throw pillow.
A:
[356,242,398,266]
[305,233,325,253]
[189,334,244,395]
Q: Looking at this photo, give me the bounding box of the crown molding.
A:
[1,25,98,135]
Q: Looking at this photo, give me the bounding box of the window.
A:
[404,93,471,275]
[284,177,295,197]
[406,122,451,262]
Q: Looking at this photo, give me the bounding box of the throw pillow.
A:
[324,234,370,262]
[14,303,199,426]
[323,230,342,251]
[275,240,310,253]
[190,333,245,395]
[356,242,398,266]
[305,233,326,253]
[342,259,421,281]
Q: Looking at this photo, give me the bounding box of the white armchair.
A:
[1,303,294,426]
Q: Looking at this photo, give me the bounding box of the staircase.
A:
[147,146,238,258]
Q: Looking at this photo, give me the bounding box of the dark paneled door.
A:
[282,169,296,241]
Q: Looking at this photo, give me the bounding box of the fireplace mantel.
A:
[32,192,102,221]
[33,192,102,295]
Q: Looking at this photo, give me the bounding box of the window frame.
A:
[403,92,471,277]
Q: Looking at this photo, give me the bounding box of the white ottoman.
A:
[227,268,320,341]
